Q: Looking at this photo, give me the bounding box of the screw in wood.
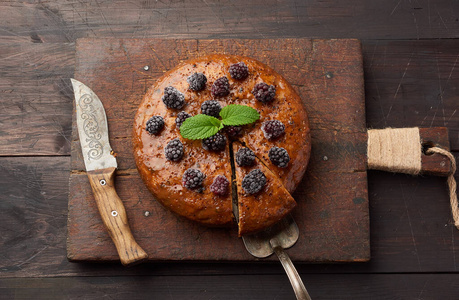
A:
[325,72,333,79]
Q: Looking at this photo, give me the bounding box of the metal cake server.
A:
[242,214,311,300]
[71,79,148,266]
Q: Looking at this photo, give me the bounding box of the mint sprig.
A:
[180,114,224,140]
[220,104,260,126]
[179,104,259,140]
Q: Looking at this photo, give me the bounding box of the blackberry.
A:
[164,138,184,161]
[201,100,222,118]
[269,147,290,168]
[187,72,207,91]
[236,147,255,167]
[241,169,266,194]
[261,120,285,140]
[229,62,249,80]
[162,86,185,109]
[182,168,206,190]
[210,175,229,196]
[175,111,191,129]
[145,116,165,135]
[211,77,230,97]
[252,82,276,103]
[225,125,242,138]
[202,133,227,151]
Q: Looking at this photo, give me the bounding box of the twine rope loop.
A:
[426,147,458,229]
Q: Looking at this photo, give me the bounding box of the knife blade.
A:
[71,79,148,266]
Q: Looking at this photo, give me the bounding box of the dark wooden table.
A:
[1,1,458,299]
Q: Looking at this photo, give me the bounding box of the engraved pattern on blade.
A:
[72,79,117,171]
[79,93,103,161]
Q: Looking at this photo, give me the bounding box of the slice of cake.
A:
[232,143,297,236]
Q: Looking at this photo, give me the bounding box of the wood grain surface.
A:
[2,274,459,300]
[68,38,369,263]
[1,0,459,299]
[1,157,458,277]
[1,0,458,42]
[2,39,457,158]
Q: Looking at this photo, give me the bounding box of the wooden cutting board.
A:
[67,38,369,263]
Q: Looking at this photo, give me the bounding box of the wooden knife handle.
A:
[87,167,148,266]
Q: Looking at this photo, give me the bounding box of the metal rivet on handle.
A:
[100,179,106,186]
[111,210,118,217]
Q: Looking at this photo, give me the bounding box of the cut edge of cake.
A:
[231,142,297,236]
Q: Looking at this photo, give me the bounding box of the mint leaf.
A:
[179,105,259,140]
[180,114,223,140]
[220,104,260,126]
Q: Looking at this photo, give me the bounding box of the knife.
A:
[71,79,148,266]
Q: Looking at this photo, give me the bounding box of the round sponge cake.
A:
[133,54,311,234]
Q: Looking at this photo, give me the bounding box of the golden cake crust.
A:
[133,54,311,231]
[233,143,297,236]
